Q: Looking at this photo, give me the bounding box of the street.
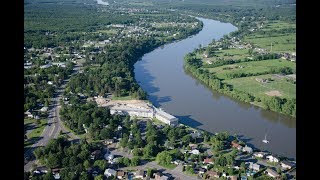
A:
[24,65,81,172]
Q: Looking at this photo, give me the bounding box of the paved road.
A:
[24,65,82,172]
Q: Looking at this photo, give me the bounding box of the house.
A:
[88,167,101,176]
[207,170,220,178]
[47,81,53,85]
[104,139,114,145]
[198,168,206,174]
[228,175,238,180]
[253,152,266,158]
[266,155,279,163]
[40,64,52,69]
[154,172,169,180]
[117,125,123,131]
[189,143,198,150]
[135,170,145,179]
[265,168,280,178]
[117,170,126,179]
[104,153,114,161]
[34,166,48,174]
[90,150,101,160]
[52,168,61,179]
[280,161,295,170]
[40,106,48,112]
[249,162,260,171]
[190,149,200,155]
[104,168,117,178]
[25,110,34,118]
[203,158,214,164]
[33,166,49,176]
[190,131,201,139]
[231,141,240,148]
[172,159,183,165]
[242,145,253,153]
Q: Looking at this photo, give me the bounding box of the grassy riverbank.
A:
[184,19,296,117]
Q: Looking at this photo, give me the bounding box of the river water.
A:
[134,17,296,159]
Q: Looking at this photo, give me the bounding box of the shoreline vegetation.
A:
[182,19,295,117]
[24,1,296,178]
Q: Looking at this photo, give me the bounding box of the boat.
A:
[262,134,269,144]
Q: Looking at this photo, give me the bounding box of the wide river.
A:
[134,17,296,159]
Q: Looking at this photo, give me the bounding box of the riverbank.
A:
[95,97,295,162]
[182,16,296,118]
[134,17,295,159]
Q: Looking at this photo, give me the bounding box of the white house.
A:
[280,161,295,170]
[242,145,253,153]
[40,64,52,69]
[52,62,66,68]
[40,106,48,112]
[249,163,260,171]
[25,110,33,118]
[265,168,280,178]
[117,125,122,131]
[253,152,266,158]
[266,155,279,163]
[190,149,200,155]
[104,153,114,161]
[104,168,117,178]
[135,170,144,179]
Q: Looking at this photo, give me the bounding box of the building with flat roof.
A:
[109,103,178,126]
[154,107,178,126]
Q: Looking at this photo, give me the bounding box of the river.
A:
[134,17,296,159]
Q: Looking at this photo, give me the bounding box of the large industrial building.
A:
[109,103,178,126]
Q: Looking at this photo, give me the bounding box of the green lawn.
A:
[244,20,296,53]
[202,48,250,63]
[245,34,295,53]
[224,74,296,99]
[263,20,296,30]
[24,118,47,147]
[24,118,47,139]
[158,163,177,170]
[207,59,296,80]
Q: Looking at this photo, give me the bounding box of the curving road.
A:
[24,65,81,172]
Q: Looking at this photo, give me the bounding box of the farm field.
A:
[224,74,296,100]
[206,59,296,80]
[201,48,250,63]
[244,21,296,53]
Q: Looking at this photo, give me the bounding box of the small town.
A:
[24,0,296,179]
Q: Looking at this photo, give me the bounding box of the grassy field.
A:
[245,34,295,52]
[206,59,296,80]
[158,163,177,170]
[24,118,47,139]
[224,74,296,100]
[244,21,296,53]
[201,48,250,64]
